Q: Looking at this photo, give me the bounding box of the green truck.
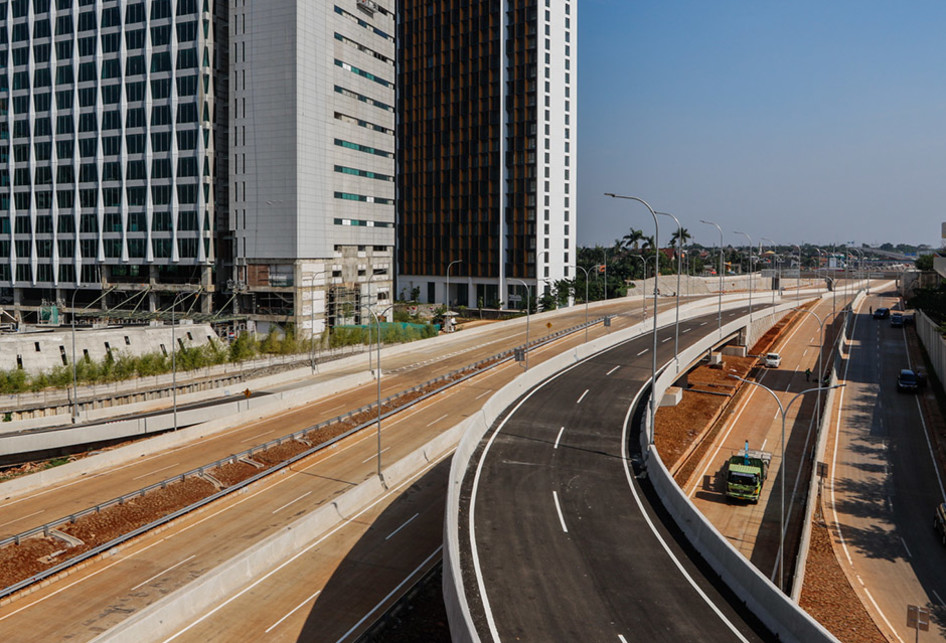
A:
[725,443,772,503]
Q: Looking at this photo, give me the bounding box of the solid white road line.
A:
[576,389,589,404]
[132,462,181,481]
[618,635,629,643]
[900,537,912,558]
[682,328,691,333]
[606,365,621,376]
[933,590,944,606]
[662,337,671,343]
[241,429,275,443]
[554,427,565,449]
[636,349,648,356]
[552,491,568,533]
[475,389,493,400]
[272,491,313,514]
[130,555,197,591]
[264,589,322,634]
[385,513,419,541]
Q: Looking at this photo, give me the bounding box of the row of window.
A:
[334,191,392,205]
[6,158,203,187]
[335,59,392,88]
[333,5,393,43]
[333,217,393,228]
[9,104,200,139]
[0,237,209,267]
[0,210,203,234]
[6,0,200,20]
[333,85,394,112]
[4,21,199,59]
[3,182,205,209]
[8,50,199,89]
[334,165,393,182]
[7,130,202,162]
[334,138,392,159]
[2,76,200,113]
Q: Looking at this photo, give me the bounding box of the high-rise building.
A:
[0,0,226,320]
[227,0,395,334]
[396,0,576,310]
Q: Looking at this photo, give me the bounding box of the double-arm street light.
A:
[605,193,659,443]
[657,211,683,363]
[729,375,843,593]
[509,278,532,370]
[700,219,724,329]
[734,231,754,321]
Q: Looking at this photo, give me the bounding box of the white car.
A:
[764,352,781,368]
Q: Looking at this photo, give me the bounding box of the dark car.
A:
[873,307,890,319]
[890,313,904,328]
[935,503,946,545]
[897,369,920,392]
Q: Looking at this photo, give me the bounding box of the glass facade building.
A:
[0,0,224,318]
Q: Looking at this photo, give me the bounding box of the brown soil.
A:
[799,514,885,643]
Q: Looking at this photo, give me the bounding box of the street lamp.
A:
[657,211,683,363]
[792,244,802,302]
[734,231,754,321]
[70,288,81,423]
[360,303,395,484]
[629,254,647,319]
[169,292,189,431]
[575,265,591,342]
[700,219,724,330]
[762,237,778,308]
[446,259,463,310]
[509,279,532,370]
[305,271,327,374]
[605,193,659,444]
[729,375,843,592]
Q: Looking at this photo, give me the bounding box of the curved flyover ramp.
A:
[446,302,839,642]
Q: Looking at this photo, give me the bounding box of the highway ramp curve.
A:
[445,302,839,642]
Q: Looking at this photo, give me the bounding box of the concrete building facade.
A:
[226,0,395,334]
[396,0,576,309]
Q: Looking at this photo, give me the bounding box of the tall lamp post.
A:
[657,211,683,363]
[170,292,188,431]
[762,237,778,307]
[360,303,394,484]
[792,244,802,302]
[729,375,843,592]
[734,231,754,320]
[575,265,591,342]
[700,219,724,330]
[630,254,647,318]
[70,288,81,423]
[446,259,463,310]
[509,278,532,370]
[605,193,659,444]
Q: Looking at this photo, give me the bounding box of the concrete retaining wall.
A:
[917,310,946,387]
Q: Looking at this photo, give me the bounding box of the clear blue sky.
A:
[578,1,946,249]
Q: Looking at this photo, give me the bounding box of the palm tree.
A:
[622,227,645,252]
[670,227,691,248]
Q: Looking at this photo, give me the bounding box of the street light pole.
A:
[730,375,843,592]
[70,288,80,423]
[359,303,394,484]
[576,266,591,342]
[762,237,778,308]
[446,259,463,310]
[792,244,802,302]
[657,211,683,363]
[700,219,724,330]
[170,293,186,431]
[510,279,531,370]
[605,193,659,444]
[734,231,754,321]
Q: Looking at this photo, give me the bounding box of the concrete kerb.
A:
[0,369,375,500]
[789,287,866,602]
[642,297,839,643]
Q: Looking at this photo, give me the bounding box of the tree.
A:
[916,253,935,271]
[670,227,691,247]
[622,227,645,252]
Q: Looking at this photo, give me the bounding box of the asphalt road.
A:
[827,286,946,642]
[463,307,772,642]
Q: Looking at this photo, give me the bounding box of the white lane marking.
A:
[606,365,621,376]
[130,554,197,591]
[636,349,648,356]
[682,328,691,333]
[662,337,671,343]
[333,546,442,643]
[554,427,565,449]
[933,590,944,606]
[760,439,767,452]
[362,447,390,464]
[700,321,707,326]
[161,451,452,642]
[265,589,322,634]
[386,513,419,541]
[618,636,629,643]
[576,389,589,404]
[241,429,275,443]
[132,462,181,481]
[0,508,45,530]
[475,389,493,400]
[272,491,312,514]
[802,349,808,357]
[900,537,911,558]
[620,390,749,642]
[552,491,568,533]
[425,413,449,428]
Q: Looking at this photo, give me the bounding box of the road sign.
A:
[508,294,522,303]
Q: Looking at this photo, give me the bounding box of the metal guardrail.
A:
[0,312,611,600]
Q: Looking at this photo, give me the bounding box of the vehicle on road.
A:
[890,313,904,328]
[897,369,921,393]
[935,503,946,545]
[724,443,772,503]
[873,307,890,319]
[763,352,781,368]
